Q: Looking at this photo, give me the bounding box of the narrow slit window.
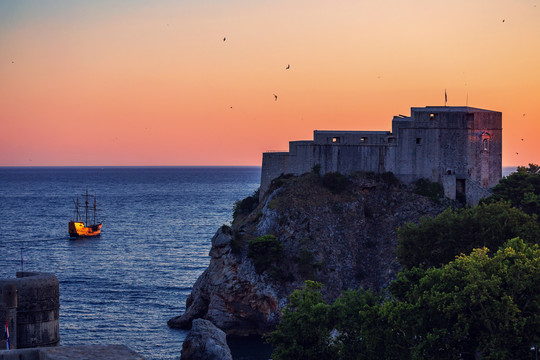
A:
[416,138,422,145]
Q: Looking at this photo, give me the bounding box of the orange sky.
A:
[1,0,539,166]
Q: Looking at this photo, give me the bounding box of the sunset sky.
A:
[1,0,539,166]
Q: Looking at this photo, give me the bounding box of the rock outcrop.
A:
[168,173,448,335]
[180,319,232,360]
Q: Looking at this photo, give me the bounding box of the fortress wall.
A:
[260,107,502,205]
[0,272,60,349]
[261,152,292,197]
[468,111,502,188]
[289,141,316,174]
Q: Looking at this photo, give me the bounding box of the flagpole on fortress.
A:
[445,89,447,107]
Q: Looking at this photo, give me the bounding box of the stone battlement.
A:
[260,106,502,205]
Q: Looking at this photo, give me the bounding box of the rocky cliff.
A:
[168,172,447,336]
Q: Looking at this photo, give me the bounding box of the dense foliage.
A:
[232,189,259,220]
[247,235,283,274]
[268,239,540,360]
[483,163,540,217]
[412,178,444,203]
[397,201,539,269]
[322,172,350,194]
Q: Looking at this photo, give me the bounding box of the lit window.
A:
[483,138,488,151]
[360,137,367,142]
[429,113,437,120]
[332,137,340,143]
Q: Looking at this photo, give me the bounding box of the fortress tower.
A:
[260,106,502,205]
[0,272,60,350]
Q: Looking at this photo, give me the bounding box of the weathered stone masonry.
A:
[0,272,60,350]
[261,106,502,205]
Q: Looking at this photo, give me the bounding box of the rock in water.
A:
[180,319,233,360]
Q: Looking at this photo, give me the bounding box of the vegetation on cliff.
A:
[482,163,540,217]
[268,164,540,359]
[397,201,539,269]
[268,238,540,360]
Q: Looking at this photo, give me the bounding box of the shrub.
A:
[482,163,540,217]
[312,164,321,175]
[397,201,540,269]
[322,172,349,194]
[247,235,283,274]
[413,178,443,202]
[233,189,260,220]
[381,171,400,186]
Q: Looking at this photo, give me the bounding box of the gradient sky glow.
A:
[1,0,539,166]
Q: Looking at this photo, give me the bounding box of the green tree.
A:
[267,281,335,360]
[397,201,540,269]
[270,240,540,359]
[247,235,283,274]
[331,290,405,360]
[484,163,540,216]
[232,189,259,220]
[388,238,540,359]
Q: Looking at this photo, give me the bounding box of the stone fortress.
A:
[0,272,60,350]
[0,272,142,360]
[261,106,502,205]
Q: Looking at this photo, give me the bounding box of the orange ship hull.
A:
[68,221,102,238]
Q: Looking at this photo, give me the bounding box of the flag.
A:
[4,319,10,350]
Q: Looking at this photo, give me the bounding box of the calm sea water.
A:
[0,167,260,360]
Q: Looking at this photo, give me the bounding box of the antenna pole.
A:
[20,248,24,276]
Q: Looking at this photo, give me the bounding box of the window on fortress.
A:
[360,137,367,143]
[430,113,437,120]
[332,137,340,143]
[483,138,489,151]
[388,137,396,144]
[416,138,422,145]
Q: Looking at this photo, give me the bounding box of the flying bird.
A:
[286,64,290,69]
[273,94,278,101]
[516,152,519,155]
[223,37,226,42]
[521,138,524,141]
[502,19,505,22]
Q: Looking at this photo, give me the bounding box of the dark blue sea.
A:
[0,167,261,360]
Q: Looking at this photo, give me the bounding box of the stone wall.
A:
[0,272,60,350]
[0,345,143,360]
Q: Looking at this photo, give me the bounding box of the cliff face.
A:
[168,173,447,335]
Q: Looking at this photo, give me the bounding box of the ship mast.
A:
[85,189,89,226]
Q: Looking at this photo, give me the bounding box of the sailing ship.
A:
[68,190,102,238]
